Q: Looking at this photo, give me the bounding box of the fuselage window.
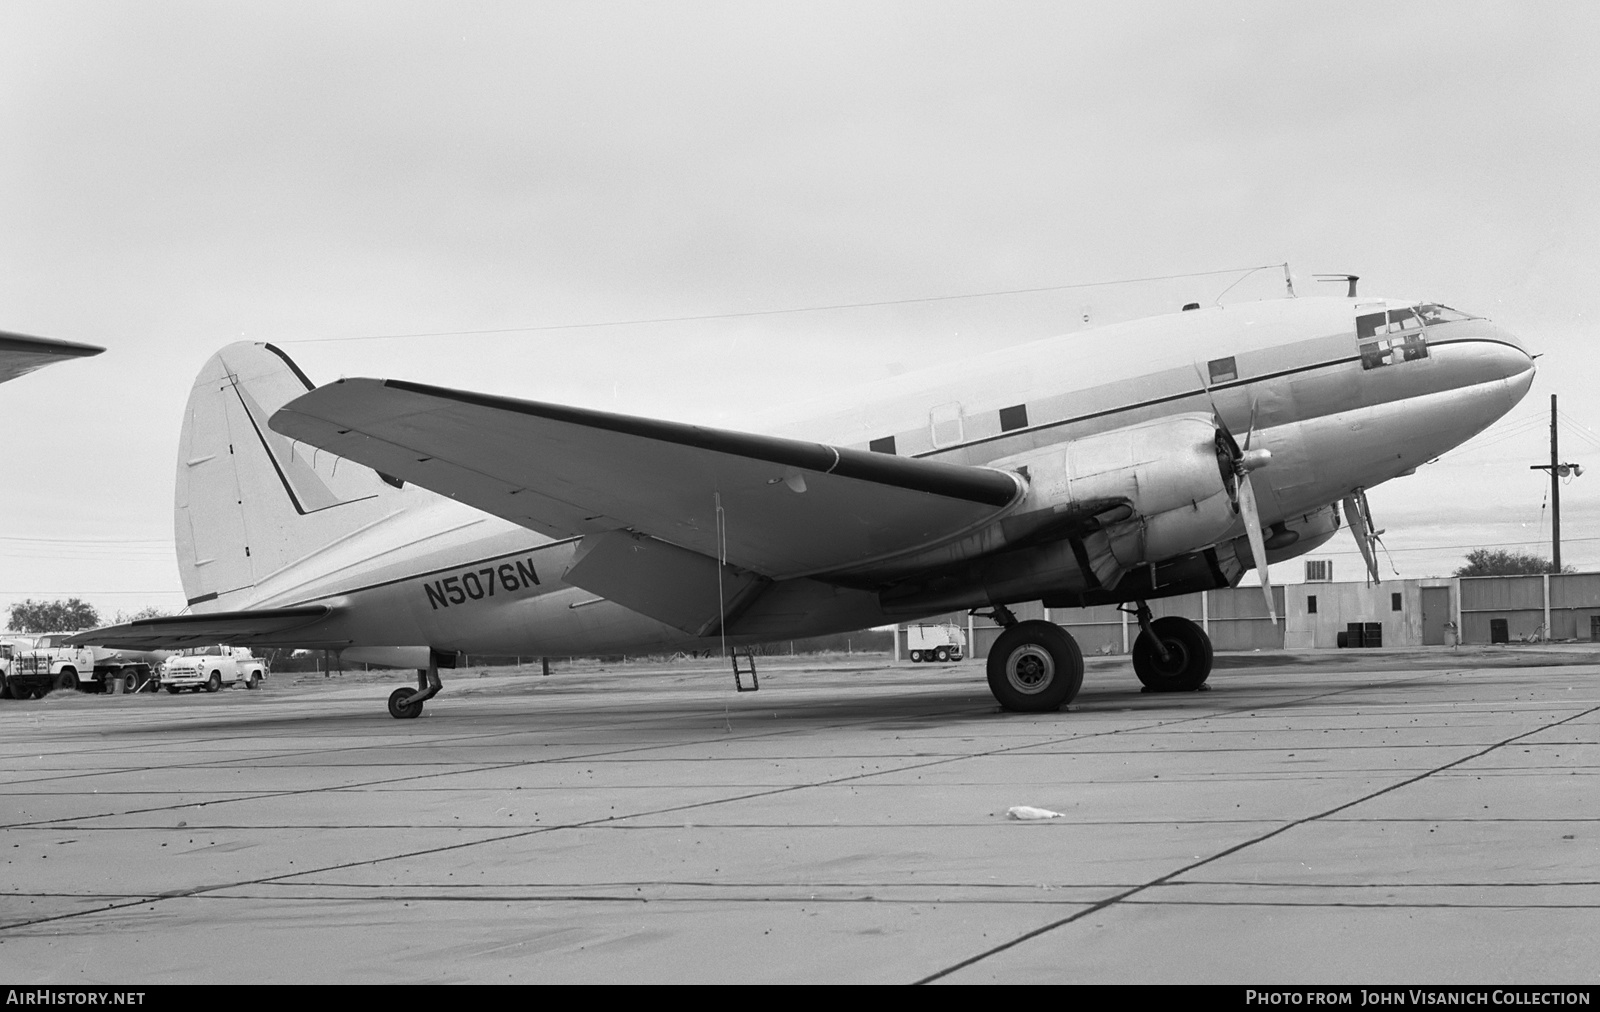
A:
[1208,356,1237,383]
[999,404,1029,432]
[869,435,896,455]
[929,402,964,448]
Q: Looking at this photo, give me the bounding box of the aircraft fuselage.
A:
[204,296,1535,659]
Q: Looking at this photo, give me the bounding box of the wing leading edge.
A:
[270,378,1024,580]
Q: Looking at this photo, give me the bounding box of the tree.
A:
[6,598,101,633]
[1454,549,1572,577]
[111,606,171,625]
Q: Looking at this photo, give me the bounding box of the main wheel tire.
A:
[55,669,80,692]
[205,672,221,693]
[388,687,423,719]
[986,620,1084,712]
[1131,616,1214,692]
[935,646,951,663]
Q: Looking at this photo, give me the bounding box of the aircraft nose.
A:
[1492,325,1537,391]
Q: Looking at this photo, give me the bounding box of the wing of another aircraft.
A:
[0,331,104,385]
[67,606,339,650]
[270,379,1024,580]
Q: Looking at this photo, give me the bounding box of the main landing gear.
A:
[1128,602,1213,692]
[980,605,1085,712]
[388,662,443,719]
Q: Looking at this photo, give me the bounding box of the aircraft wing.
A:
[66,606,338,650]
[270,379,1023,580]
[0,331,104,385]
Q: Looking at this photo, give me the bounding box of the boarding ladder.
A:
[731,651,759,692]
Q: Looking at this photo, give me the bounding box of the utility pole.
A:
[1530,393,1583,573]
[1552,394,1561,573]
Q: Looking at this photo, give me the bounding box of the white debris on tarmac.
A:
[1006,805,1064,820]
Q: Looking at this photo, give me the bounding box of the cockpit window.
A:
[1359,303,1478,338]
[1361,333,1429,370]
[1416,303,1478,326]
[1389,307,1423,331]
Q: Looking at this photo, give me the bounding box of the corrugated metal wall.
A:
[1460,575,1543,643]
[897,570,1600,658]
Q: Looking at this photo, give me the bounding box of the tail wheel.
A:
[206,672,222,693]
[1132,616,1214,692]
[985,620,1084,712]
[388,687,423,719]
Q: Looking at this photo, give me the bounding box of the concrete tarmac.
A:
[1,649,1596,984]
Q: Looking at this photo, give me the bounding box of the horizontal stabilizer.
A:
[0,330,104,385]
[270,378,1024,580]
[67,606,337,650]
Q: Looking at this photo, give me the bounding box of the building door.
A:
[1490,618,1509,644]
[1421,586,1451,645]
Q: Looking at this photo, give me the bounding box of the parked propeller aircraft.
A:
[74,295,1534,717]
[0,330,103,385]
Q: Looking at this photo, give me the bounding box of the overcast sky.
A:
[3,1,1598,620]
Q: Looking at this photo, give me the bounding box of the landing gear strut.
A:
[1129,602,1213,692]
[984,619,1085,712]
[389,661,443,719]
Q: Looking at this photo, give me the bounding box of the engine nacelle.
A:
[881,414,1245,614]
[1230,502,1341,569]
[999,412,1239,567]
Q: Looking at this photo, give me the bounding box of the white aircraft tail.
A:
[175,342,407,610]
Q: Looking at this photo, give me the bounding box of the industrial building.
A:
[896,565,1600,658]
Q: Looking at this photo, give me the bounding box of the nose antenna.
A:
[1314,274,1361,297]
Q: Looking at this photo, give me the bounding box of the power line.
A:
[1315,533,1600,557]
[281,264,1286,344]
[0,536,170,545]
[0,590,184,596]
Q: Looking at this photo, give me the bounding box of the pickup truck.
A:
[160,646,267,693]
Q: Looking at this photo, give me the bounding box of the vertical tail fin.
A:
[175,342,406,610]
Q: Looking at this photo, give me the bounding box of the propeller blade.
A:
[1342,494,1381,585]
[1238,473,1278,623]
